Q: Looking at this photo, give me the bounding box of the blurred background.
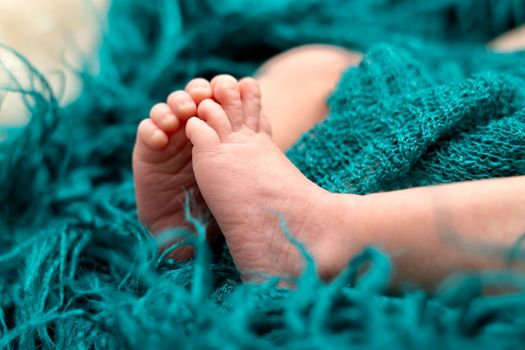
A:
[0,0,523,132]
[0,0,107,128]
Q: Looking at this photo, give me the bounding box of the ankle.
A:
[310,192,367,280]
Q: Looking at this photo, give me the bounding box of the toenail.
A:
[199,99,213,107]
[163,113,177,125]
[221,80,236,89]
[215,75,236,82]
[190,87,209,97]
[180,102,194,110]
[191,84,208,90]
[152,130,165,142]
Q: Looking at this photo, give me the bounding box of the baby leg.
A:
[257,44,362,150]
[490,25,525,51]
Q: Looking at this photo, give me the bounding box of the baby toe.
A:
[210,74,237,90]
[211,75,243,130]
[167,90,197,122]
[259,113,273,137]
[185,78,213,105]
[185,116,220,148]
[137,118,169,150]
[239,77,262,131]
[197,99,232,138]
[150,103,180,133]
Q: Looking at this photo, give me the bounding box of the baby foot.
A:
[186,75,337,279]
[133,78,214,238]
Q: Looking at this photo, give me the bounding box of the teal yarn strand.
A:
[1,0,525,348]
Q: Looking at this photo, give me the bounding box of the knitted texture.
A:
[287,45,525,193]
[0,0,525,349]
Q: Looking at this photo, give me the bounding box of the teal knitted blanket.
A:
[1,0,525,348]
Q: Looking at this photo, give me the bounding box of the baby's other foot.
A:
[186,75,338,279]
[133,79,213,243]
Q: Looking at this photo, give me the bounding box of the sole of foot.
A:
[133,78,218,257]
[186,75,341,280]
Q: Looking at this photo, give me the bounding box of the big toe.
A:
[211,75,244,130]
[186,116,220,149]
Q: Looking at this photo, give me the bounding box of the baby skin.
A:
[133,75,348,278]
[134,73,525,287]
